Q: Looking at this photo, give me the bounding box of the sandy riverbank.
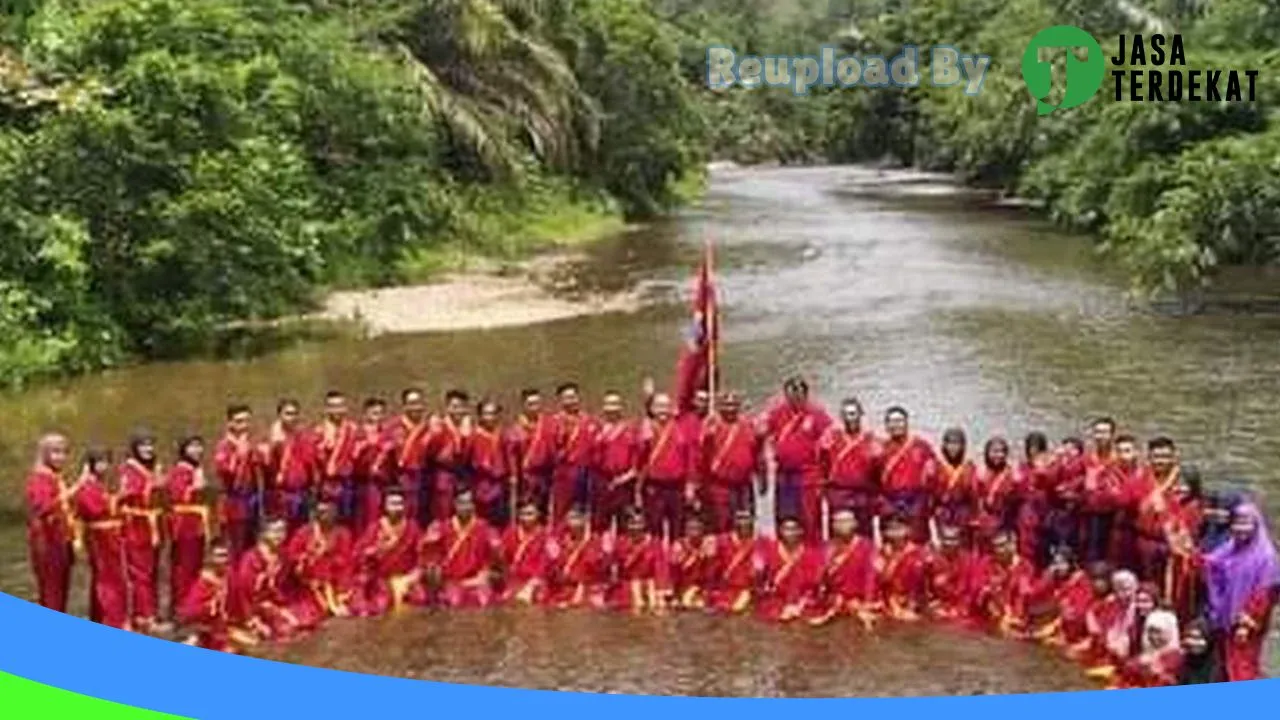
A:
[319,253,645,336]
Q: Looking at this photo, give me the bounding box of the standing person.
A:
[701,392,763,534]
[1080,417,1122,563]
[819,398,882,539]
[1108,434,1146,569]
[551,383,599,526]
[26,433,76,613]
[314,391,359,527]
[425,389,473,522]
[1049,437,1087,557]
[1015,432,1055,565]
[762,377,832,540]
[264,398,320,533]
[214,404,264,557]
[878,407,937,545]
[118,430,168,633]
[1133,437,1184,586]
[505,388,557,518]
[354,397,394,535]
[166,435,210,627]
[930,428,974,546]
[590,390,639,533]
[390,388,433,526]
[1203,502,1280,682]
[470,399,512,528]
[638,392,693,540]
[73,449,129,629]
[973,437,1017,543]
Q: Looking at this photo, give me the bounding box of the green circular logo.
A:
[1021,25,1105,115]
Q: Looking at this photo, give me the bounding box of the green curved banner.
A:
[0,671,189,719]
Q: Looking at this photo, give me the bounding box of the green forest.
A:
[0,0,1277,389]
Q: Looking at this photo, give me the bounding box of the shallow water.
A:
[3,165,1277,692]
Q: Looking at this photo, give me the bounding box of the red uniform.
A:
[283,520,357,623]
[547,529,613,609]
[764,402,832,539]
[505,413,558,513]
[214,433,264,557]
[499,524,557,605]
[1014,458,1055,562]
[820,429,882,537]
[229,543,303,642]
[422,516,500,607]
[590,419,639,532]
[265,428,320,531]
[925,546,983,624]
[700,415,761,533]
[1027,568,1094,647]
[73,476,127,628]
[877,541,928,621]
[972,554,1037,637]
[118,458,164,626]
[551,411,600,525]
[705,532,764,614]
[1223,587,1276,681]
[809,536,878,626]
[879,436,937,543]
[1110,460,1151,568]
[1080,451,1123,562]
[469,425,511,527]
[390,415,433,524]
[931,457,975,542]
[1116,646,1184,688]
[314,418,359,524]
[353,515,426,615]
[353,421,396,535]
[668,533,716,609]
[25,465,74,613]
[609,532,670,613]
[754,539,825,622]
[973,463,1017,543]
[1132,466,1180,585]
[639,418,693,538]
[178,568,233,652]
[424,417,470,522]
[166,461,210,620]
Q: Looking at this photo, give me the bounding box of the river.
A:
[3,165,1277,693]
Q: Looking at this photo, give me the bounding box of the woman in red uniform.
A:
[26,433,76,613]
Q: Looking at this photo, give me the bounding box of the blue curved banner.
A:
[0,592,1273,719]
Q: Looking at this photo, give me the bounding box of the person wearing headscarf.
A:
[71,448,129,629]
[118,428,170,633]
[167,435,210,624]
[25,433,76,612]
[1204,502,1280,681]
[1115,609,1183,688]
[1198,488,1247,553]
[1177,618,1220,685]
[1080,568,1139,683]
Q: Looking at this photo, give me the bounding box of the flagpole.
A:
[705,234,717,417]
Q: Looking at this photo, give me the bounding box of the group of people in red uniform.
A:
[24,376,1279,690]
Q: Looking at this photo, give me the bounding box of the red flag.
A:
[674,238,718,413]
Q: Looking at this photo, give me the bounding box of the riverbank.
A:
[320,249,645,336]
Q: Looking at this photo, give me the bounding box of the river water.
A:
[3,165,1277,693]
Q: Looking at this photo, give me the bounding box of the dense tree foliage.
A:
[0,0,707,387]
